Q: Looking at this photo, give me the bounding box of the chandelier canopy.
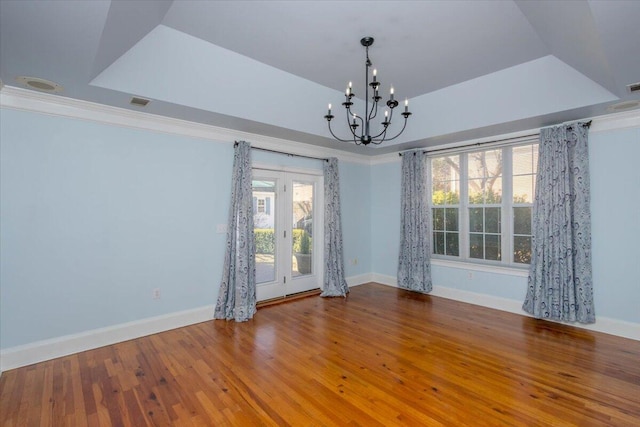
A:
[324,37,411,146]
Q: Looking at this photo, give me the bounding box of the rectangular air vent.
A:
[130,96,150,107]
[627,82,640,93]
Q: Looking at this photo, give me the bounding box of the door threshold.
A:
[257,288,321,309]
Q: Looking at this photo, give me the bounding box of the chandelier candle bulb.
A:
[405,99,408,112]
[390,87,394,101]
[328,104,332,115]
[373,69,377,82]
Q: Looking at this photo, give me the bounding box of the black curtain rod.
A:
[234,142,329,162]
[398,121,592,157]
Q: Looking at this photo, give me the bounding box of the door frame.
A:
[252,164,324,301]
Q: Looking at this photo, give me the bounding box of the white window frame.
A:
[428,139,538,270]
[257,198,266,213]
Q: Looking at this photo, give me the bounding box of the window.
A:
[429,142,538,266]
[431,156,460,256]
[468,149,502,261]
[257,198,266,213]
[512,144,538,264]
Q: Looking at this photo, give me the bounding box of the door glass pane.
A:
[292,181,313,277]
[253,180,276,284]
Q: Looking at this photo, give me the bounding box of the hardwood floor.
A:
[1,283,639,426]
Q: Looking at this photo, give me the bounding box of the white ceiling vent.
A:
[627,82,640,93]
[16,76,63,93]
[130,97,150,107]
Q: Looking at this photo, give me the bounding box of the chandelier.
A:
[324,37,412,146]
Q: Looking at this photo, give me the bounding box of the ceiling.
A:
[1,0,639,155]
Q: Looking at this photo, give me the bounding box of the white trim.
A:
[370,152,402,165]
[590,108,640,133]
[368,109,640,165]
[346,273,374,287]
[0,85,369,165]
[252,162,324,176]
[371,273,397,287]
[2,276,637,371]
[367,274,639,341]
[2,85,637,168]
[424,133,540,157]
[431,258,529,277]
[0,305,214,372]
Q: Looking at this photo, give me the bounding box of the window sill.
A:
[431,258,529,277]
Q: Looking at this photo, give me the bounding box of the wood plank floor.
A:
[1,283,639,426]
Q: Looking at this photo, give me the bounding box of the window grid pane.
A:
[468,141,503,263]
[431,143,536,266]
[511,143,537,264]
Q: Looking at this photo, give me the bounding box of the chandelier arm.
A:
[374,117,409,142]
[368,105,394,140]
[344,106,363,139]
[368,98,379,122]
[326,120,359,143]
[371,124,390,140]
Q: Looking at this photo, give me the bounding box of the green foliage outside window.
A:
[432,190,460,205]
[254,229,311,254]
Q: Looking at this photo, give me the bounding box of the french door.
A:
[252,169,323,301]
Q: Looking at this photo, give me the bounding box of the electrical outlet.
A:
[152,288,161,300]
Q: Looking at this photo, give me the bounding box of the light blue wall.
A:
[0,109,233,348]
[0,108,372,349]
[589,127,640,323]
[369,126,640,324]
[340,162,372,277]
[370,161,401,275]
[1,106,636,351]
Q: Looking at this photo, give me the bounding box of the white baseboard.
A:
[346,273,374,288]
[2,275,637,374]
[369,273,640,341]
[0,274,370,373]
[0,305,215,373]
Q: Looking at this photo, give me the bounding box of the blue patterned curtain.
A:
[321,157,349,297]
[397,150,432,292]
[214,141,257,321]
[523,122,595,323]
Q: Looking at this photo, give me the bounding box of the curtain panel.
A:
[523,122,595,324]
[321,157,349,297]
[214,141,257,322]
[397,150,432,293]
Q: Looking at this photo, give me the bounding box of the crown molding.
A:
[3,86,637,167]
[589,108,640,133]
[0,85,370,165]
[368,109,640,166]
